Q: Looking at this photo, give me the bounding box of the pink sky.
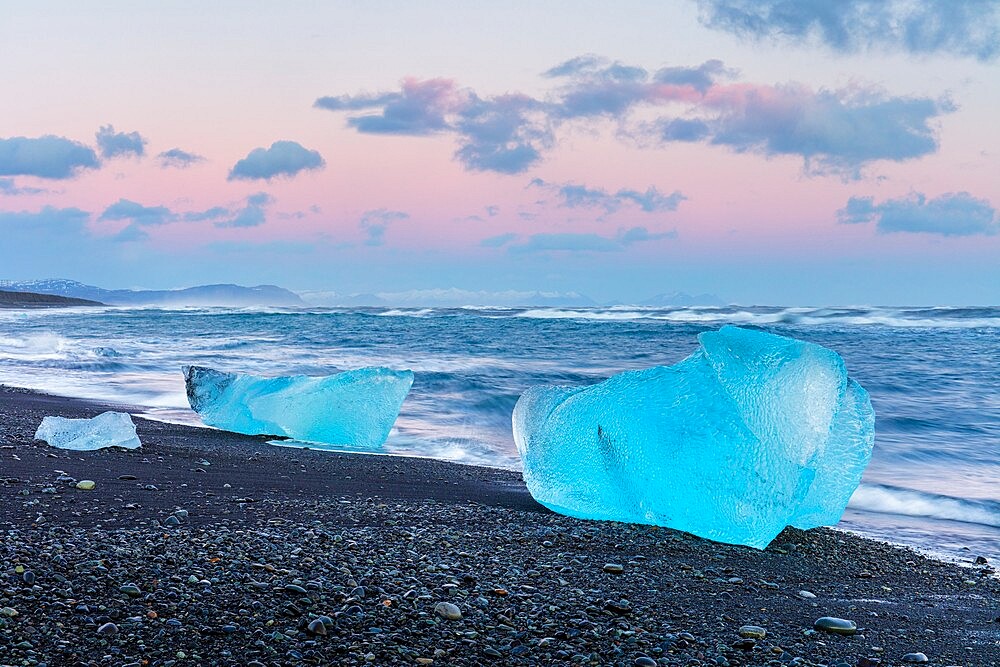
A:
[1,1,998,304]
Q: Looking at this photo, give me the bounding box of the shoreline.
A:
[7,379,996,568]
[2,385,999,664]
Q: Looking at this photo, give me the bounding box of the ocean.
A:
[1,304,998,563]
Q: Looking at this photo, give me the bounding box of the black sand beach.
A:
[1,385,998,666]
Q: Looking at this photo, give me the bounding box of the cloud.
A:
[837,191,999,236]
[317,78,552,174]
[0,178,46,196]
[545,56,730,120]
[360,208,409,246]
[99,198,175,241]
[100,199,173,226]
[507,226,675,254]
[0,205,90,229]
[228,141,325,181]
[661,118,711,142]
[0,135,99,179]
[95,125,146,159]
[95,193,275,240]
[0,206,97,248]
[542,54,616,78]
[211,193,274,228]
[530,178,686,214]
[317,78,461,135]
[480,232,517,248]
[617,226,678,244]
[317,56,949,177]
[179,194,272,228]
[697,0,1000,61]
[453,94,550,173]
[157,148,205,168]
[837,196,877,224]
[688,84,952,176]
[654,59,733,93]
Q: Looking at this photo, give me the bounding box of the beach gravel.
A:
[2,386,999,665]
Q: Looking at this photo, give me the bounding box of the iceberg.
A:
[34,411,142,451]
[183,365,414,448]
[513,325,875,548]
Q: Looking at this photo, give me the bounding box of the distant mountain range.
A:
[0,280,304,307]
[0,279,724,308]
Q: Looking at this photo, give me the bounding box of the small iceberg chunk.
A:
[513,325,875,548]
[183,365,414,448]
[35,411,142,450]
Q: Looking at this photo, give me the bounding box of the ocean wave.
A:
[376,308,438,318]
[849,483,1000,528]
[0,332,74,360]
[506,306,1000,328]
[18,303,1000,328]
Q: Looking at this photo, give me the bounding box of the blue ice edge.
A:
[513,325,875,549]
[183,365,414,449]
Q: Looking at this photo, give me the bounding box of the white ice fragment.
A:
[34,411,142,450]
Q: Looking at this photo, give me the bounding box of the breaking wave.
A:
[507,306,1000,328]
[850,484,1000,528]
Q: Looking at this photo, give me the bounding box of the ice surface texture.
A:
[35,411,142,450]
[513,325,875,548]
[183,365,414,448]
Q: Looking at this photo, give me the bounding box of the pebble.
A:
[434,602,462,620]
[0,444,995,666]
[902,653,929,663]
[798,590,817,599]
[120,584,142,597]
[813,616,857,635]
[164,515,181,527]
[738,625,766,639]
[97,622,119,635]
[75,480,96,490]
[603,563,624,574]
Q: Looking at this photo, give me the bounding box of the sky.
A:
[1,0,999,305]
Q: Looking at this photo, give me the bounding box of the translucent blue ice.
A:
[35,411,142,450]
[183,365,413,448]
[513,326,875,548]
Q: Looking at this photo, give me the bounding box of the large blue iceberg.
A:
[513,326,875,548]
[183,365,413,448]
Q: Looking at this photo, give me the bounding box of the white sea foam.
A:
[849,484,1000,528]
[507,306,1000,328]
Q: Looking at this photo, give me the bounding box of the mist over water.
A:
[1,304,998,562]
